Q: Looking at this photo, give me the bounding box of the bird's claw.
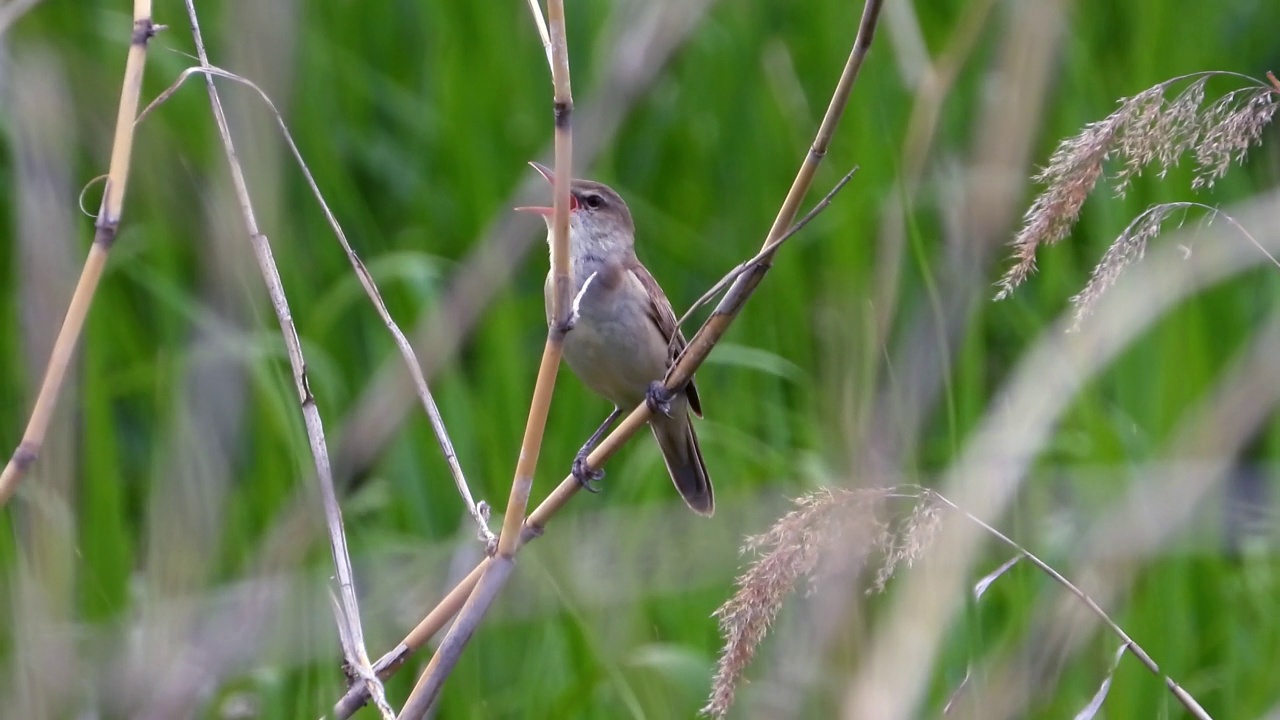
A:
[572,452,605,493]
[645,381,675,417]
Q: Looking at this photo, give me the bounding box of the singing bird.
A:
[517,162,714,516]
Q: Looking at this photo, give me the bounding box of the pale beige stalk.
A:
[0,2,158,505]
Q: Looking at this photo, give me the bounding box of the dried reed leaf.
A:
[1072,643,1130,720]
[973,554,1022,600]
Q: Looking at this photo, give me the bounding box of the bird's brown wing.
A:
[627,259,702,417]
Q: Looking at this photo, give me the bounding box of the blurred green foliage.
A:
[2,0,1279,717]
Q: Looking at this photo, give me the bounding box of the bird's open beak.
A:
[528,160,554,183]
[514,160,574,216]
[514,204,554,217]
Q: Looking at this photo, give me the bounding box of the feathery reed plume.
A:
[870,492,942,594]
[709,483,1218,719]
[995,71,1277,300]
[1070,201,1280,328]
[702,487,942,719]
[1067,202,1182,326]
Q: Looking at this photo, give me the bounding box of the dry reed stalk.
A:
[330,0,724,499]
[174,1,391,716]
[495,0,575,560]
[0,1,159,506]
[327,0,722,710]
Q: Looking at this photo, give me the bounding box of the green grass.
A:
[3,0,1280,717]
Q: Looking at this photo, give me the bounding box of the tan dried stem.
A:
[176,1,390,715]
[327,2,724,712]
[0,2,158,506]
[494,0,575,560]
[397,0,573,714]
[328,0,723,505]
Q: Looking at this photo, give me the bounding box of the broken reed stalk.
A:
[333,0,885,714]
[396,0,574,715]
[0,1,158,506]
[176,1,391,716]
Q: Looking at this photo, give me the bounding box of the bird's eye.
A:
[584,194,604,209]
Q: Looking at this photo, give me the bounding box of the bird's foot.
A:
[645,381,675,417]
[572,451,605,493]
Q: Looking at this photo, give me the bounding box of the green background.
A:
[1,0,1278,717]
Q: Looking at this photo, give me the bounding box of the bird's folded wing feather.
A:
[627,260,702,417]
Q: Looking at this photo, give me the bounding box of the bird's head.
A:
[516,161,635,255]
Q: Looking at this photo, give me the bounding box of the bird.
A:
[516,161,714,516]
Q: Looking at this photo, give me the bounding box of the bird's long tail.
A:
[651,413,714,516]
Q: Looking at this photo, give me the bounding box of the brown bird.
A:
[516,162,714,516]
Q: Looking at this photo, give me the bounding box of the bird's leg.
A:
[572,407,621,492]
[645,381,675,418]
